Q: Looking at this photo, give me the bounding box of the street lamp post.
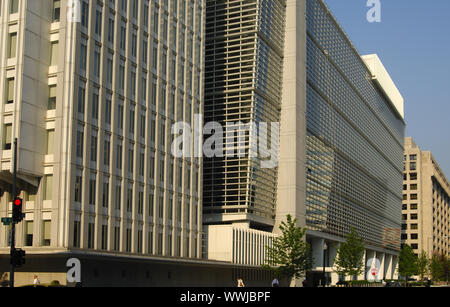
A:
[323,241,328,287]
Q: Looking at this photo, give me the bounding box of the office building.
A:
[402,137,449,257]
[204,0,405,285]
[0,0,215,286]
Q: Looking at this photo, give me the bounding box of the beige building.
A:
[402,137,450,257]
[0,0,207,286]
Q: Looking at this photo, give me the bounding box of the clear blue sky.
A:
[324,0,450,179]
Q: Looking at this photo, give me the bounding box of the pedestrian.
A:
[302,278,308,288]
[33,275,40,286]
[271,278,279,287]
[237,277,245,287]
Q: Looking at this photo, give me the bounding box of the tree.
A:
[398,244,418,286]
[430,253,445,282]
[263,215,312,286]
[416,250,429,281]
[333,228,365,281]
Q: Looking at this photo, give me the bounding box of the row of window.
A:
[72,220,197,257]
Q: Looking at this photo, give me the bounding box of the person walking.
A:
[237,277,245,287]
[33,275,40,286]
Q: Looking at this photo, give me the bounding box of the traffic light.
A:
[11,248,25,267]
[12,197,24,223]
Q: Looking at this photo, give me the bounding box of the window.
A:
[410,214,418,220]
[48,85,57,110]
[78,85,86,114]
[410,154,417,161]
[115,183,122,210]
[3,124,12,150]
[25,221,33,246]
[6,78,15,104]
[73,221,81,248]
[52,0,61,22]
[10,0,19,14]
[44,175,53,201]
[410,173,417,180]
[114,226,120,251]
[411,234,418,240]
[50,41,59,66]
[88,223,95,249]
[101,225,108,250]
[126,228,132,252]
[75,175,82,202]
[43,220,51,246]
[410,184,417,190]
[410,162,416,171]
[8,32,17,58]
[95,6,103,36]
[91,134,99,164]
[46,129,55,155]
[81,1,89,27]
[76,129,84,158]
[104,138,111,166]
[92,93,99,120]
[410,224,418,230]
[89,178,96,205]
[108,17,115,44]
[410,203,418,210]
[102,181,109,208]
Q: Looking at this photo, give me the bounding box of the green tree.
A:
[263,215,312,286]
[430,253,445,282]
[416,250,429,281]
[333,228,365,281]
[398,244,418,286]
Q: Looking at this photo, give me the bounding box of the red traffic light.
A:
[14,198,22,206]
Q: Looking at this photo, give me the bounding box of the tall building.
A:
[0,0,212,286]
[203,0,286,230]
[402,137,449,257]
[204,0,405,285]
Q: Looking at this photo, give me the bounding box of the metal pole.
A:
[9,138,17,288]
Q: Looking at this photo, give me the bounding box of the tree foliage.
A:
[263,215,312,283]
[333,228,365,279]
[430,252,449,282]
[416,250,429,281]
[398,244,418,281]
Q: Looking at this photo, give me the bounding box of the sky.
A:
[323,0,450,179]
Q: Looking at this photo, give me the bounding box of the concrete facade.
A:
[0,0,206,286]
[402,137,450,257]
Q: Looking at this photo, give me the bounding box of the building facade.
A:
[205,0,405,285]
[402,137,449,257]
[203,0,286,231]
[0,0,206,285]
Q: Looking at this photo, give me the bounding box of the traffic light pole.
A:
[9,138,17,288]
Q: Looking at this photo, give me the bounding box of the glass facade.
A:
[203,0,286,228]
[305,0,405,251]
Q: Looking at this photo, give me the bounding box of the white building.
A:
[0,0,205,285]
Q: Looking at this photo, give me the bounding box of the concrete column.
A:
[392,256,399,279]
[329,242,339,285]
[358,250,368,280]
[311,238,324,269]
[378,252,385,280]
[384,254,393,279]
